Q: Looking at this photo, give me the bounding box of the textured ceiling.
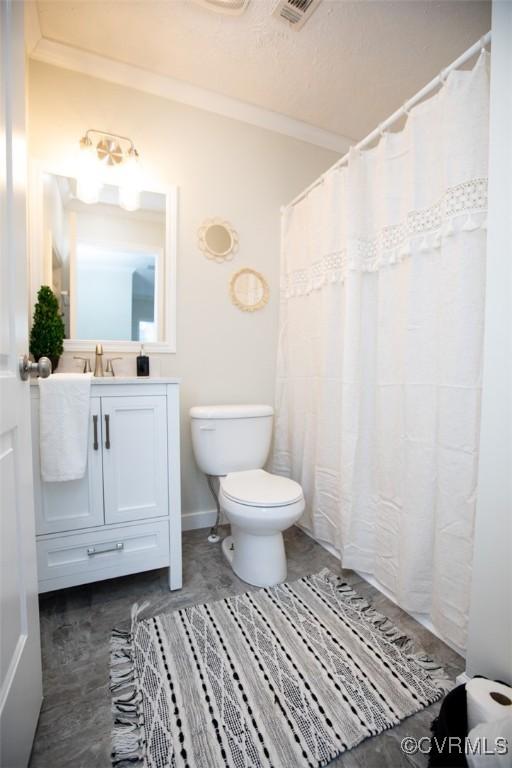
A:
[36,0,491,141]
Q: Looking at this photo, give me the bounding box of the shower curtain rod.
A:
[283,30,492,212]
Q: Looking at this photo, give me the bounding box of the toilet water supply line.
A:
[283,31,491,211]
[206,475,222,543]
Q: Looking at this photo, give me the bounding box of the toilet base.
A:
[223,526,287,588]
[221,535,235,566]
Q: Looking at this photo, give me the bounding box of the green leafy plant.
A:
[30,286,65,368]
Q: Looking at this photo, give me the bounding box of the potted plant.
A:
[30,286,65,373]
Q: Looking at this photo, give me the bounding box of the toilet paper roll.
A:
[467,678,512,731]
[466,717,512,768]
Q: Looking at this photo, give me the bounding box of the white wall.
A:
[465,0,512,683]
[28,61,338,524]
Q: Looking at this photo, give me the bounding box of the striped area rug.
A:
[110,569,451,767]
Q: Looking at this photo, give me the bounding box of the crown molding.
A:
[30,38,352,154]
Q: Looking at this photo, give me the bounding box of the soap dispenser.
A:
[136,345,150,377]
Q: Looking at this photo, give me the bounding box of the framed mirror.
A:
[29,168,177,352]
[229,268,269,312]
[198,218,238,263]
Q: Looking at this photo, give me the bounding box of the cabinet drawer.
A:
[37,520,169,592]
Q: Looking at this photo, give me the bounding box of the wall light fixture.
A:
[76,129,141,211]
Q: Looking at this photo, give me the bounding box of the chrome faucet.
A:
[94,343,104,377]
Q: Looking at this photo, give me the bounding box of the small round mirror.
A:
[230,268,269,312]
[198,218,239,262]
[205,224,232,256]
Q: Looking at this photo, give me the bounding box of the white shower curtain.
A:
[273,53,490,652]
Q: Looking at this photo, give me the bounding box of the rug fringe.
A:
[110,602,149,767]
[315,568,453,694]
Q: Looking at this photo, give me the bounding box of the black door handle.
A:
[93,415,98,450]
[105,414,111,449]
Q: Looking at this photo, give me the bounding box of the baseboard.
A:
[181,509,218,531]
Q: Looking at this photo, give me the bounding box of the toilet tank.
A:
[190,404,274,476]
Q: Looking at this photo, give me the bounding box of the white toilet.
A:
[190,404,304,587]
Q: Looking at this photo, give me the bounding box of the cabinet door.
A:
[102,396,169,524]
[32,397,105,534]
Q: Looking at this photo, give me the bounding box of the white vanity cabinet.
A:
[31,379,182,593]
[101,395,169,525]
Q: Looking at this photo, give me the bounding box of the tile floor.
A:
[29,526,463,767]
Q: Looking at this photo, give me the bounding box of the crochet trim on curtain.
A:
[283,177,488,299]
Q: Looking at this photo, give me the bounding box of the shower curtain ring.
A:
[439,68,449,85]
[378,123,386,137]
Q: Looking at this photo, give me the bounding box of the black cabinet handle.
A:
[93,415,98,450]
[105,414,111,449]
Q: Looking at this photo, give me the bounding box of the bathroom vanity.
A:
[31,378,181,593]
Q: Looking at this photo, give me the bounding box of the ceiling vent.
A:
[272,0,322,29]
[191,0,250,15]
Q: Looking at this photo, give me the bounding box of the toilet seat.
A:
[220,469,303,508]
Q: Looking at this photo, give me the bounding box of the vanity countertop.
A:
[90,376,180,385]
[31,376,181,385]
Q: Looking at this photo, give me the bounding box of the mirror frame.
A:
[229,268,269,312]
[29,162,178,353]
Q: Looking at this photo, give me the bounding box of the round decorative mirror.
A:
[198,218,239,263]
[229,268,269,312]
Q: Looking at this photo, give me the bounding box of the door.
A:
[0,2,43,766]
[102,396,169,524]
[32,396,105,534]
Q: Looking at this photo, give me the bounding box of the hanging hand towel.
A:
[39,373,93,482]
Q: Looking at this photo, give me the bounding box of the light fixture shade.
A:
[76,136,102,204]
[119,148,140,211]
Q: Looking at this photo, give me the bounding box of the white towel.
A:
[39,373,93,482]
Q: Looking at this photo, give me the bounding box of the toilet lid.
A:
[221,470,303,508]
